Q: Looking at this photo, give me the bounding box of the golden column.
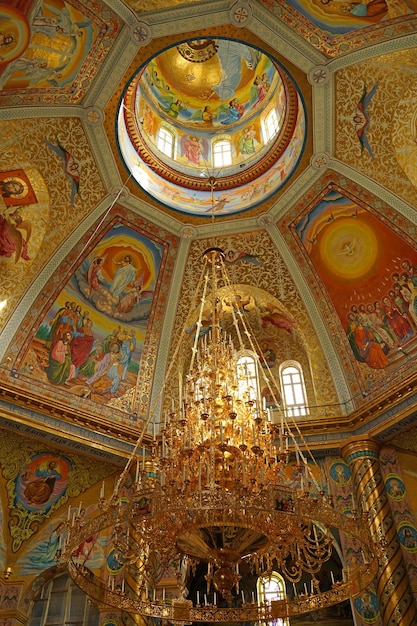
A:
[342,438,417,626]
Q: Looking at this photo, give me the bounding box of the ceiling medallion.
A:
[59,248,379,622]
[230,2,253,27]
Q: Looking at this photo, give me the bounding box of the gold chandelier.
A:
[58,248,378,622]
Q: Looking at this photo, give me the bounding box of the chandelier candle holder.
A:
[58,248,378,622]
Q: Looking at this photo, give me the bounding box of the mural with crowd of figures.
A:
[19,221,163,406]
[118,38,307,216]
[294,187,417,371]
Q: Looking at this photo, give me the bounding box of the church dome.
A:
[117,38,306,217]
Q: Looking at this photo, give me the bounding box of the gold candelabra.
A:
[59,248,378,621]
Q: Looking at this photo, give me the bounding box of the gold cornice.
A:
[0,382,151,461]
[2,369,416,456]
[0,610,28,625]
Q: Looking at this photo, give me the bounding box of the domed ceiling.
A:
[117,38,306,216]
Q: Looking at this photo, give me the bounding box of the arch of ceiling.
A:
[177,280,334,413]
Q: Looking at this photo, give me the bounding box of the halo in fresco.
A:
[295,187,417,371]
[14,453,71,513]
[0,6,30,64]
[354,589,379,624]
[385,473,405,501]
[398,522,417,553]
[329,461,351,486]
[319,218,379,280]
[117,38,306,216]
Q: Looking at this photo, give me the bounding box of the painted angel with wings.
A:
[180,135,209,166]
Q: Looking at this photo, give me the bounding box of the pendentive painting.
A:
[295,188,417,371]
[0,0,121,105]
[20,222,163,406]
[286,0,416,36]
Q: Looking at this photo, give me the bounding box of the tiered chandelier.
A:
[58,248,378,622]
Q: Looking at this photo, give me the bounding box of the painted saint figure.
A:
[22,461,61,506]
[86,341,123,394]
[109,255,136,302]
[184,136,203,165]
[221,98,244,125]
[46,331,72,384]
[68,319,95,380]
[238,126,257,155]
[87,256,105,295]
[119,329,137,380]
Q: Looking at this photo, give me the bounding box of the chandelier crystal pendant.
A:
[59,248,378,622]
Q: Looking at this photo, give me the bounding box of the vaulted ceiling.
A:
[1,0,417,463]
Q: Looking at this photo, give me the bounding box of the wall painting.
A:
[0,0,121,105]
[285,0,415,35]
[294,187,417,371]
[0,167,49,264]
[20,221,163,409]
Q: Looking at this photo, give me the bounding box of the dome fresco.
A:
[117,38,306,217]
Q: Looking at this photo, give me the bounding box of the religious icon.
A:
[329,461,350,486]
[385,474,405,501]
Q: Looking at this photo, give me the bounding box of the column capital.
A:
[341,437,380,464]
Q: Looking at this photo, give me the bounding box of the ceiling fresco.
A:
[106,23,313,222]
[257,0,417,56]
[0,167,50,264]
[0,116,106,328]
[3,1,417,614]
[0,0,121,106]
[168,231,340,420]
[20,222,163,404]
[118,38,306,216]
[335,51,417,208]
[281,171,417,396]
[284,0,417,34]
[0,208,179,427]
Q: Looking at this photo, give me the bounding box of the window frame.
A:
[157,125,175,159]
[263,107,280,142]
[235,351,261,404]
[257,571,289,626]
[279,360,308,418]
[29,572,99,626]
[213,139,232,168]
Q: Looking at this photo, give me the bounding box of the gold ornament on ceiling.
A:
[176,39,219,63]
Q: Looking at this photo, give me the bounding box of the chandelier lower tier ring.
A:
[60,487,378,621]
[69,558,374,622]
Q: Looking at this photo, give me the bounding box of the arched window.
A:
[263,108,280,142]
[257,571,289,625]
[157,126,175,158]
[280,361,308,418]
[29,572,99,626]
[213,139,232,167]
